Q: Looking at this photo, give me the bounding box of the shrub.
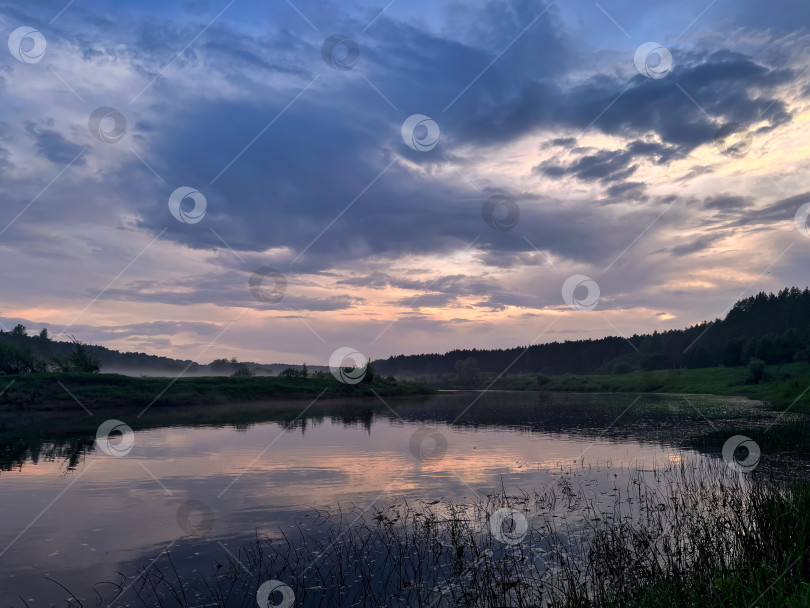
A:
[52,337,100,373]
[641,371,664,391]
[747,358,767,384]
[640,354,675,371]
[0,341,46,374]
[612,362,632,375]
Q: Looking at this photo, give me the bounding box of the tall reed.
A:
[106,458,810,607]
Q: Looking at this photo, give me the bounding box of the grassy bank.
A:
[499,363,810,455]
[0,371,433,411]
[422,362,810,455]
[448,361,810,412]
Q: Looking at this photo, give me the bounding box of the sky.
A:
[1,0,809,365]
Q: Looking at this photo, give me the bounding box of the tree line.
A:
[372,287,810,380]
[0,325,328,377]
[0,325,232,376]
[6,286,809,380]
[0,325,100,374]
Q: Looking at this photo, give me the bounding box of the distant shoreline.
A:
[415,362,810,411]
[0,372,434,411]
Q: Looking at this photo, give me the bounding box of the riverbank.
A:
[0,372,434,411]
[439,361,810,412]
[420,362,810,455]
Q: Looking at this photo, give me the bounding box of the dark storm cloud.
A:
[606,182,647,199]
[94,320,223,337]
[657,232,729,257]
[544,137,577,148]
[702,194,753,212]
[124,101,688,277]
[337,271,398,289]
[474,250,551,268]
[677,164,715,182]
[396,293,459,308]
[534,140,682,184]
[26,122,87,167]
[472,291,559,311]
[102,15,801,281]
[338,271,497,294]
[1,0,806,319]
[91,275,362,311]
[735,191,810,228]
[463,49,796,153]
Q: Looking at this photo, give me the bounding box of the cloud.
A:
[396,293,459,308]
[702,194,753,212]
[26,121,87,167]
[0,0,808,363]
[657,232,729,257]
[735,191,810,229]
[534,139,682,184]
[88,272,362,312]
[6,1,801,277]
[606,182,647,199]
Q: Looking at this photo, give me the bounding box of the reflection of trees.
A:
[0,392,724,473]
[275,403,376,434]
[334,403,375,432]
[388,392,770,449]
[0,435,91,472]
[0,400,384,471]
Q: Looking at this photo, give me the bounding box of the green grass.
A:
[488,363,810,454]
[596,481,810,608]
[0,371,433,411]
[479,362,810,412]
[432,362,810,454]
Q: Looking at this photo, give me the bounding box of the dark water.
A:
[0,391,789,607]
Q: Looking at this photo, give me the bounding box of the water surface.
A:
[0,391,786,606]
